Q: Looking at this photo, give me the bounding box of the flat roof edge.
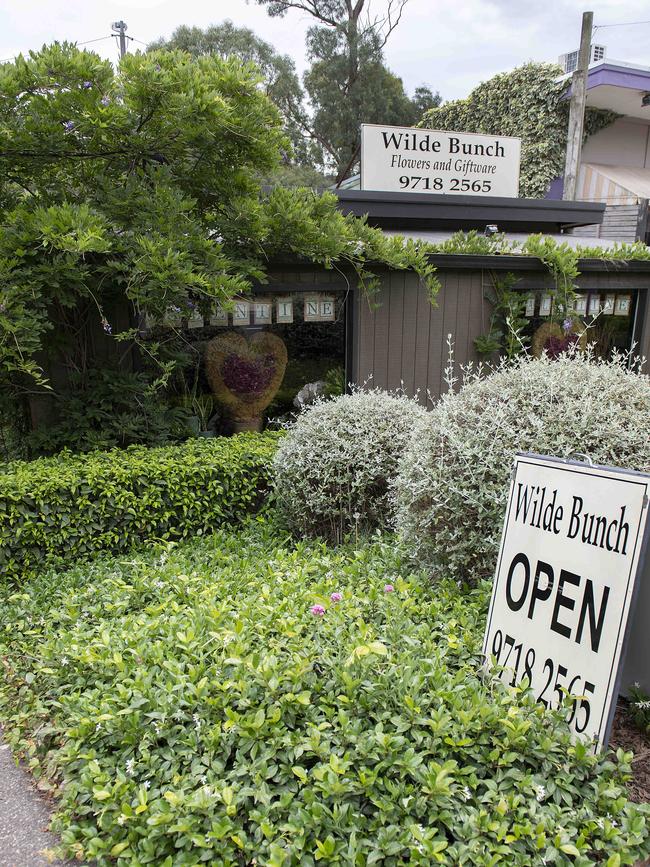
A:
[336,190,606,230]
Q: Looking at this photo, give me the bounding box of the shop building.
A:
[253,189,650,406]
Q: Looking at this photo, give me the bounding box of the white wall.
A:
[582,117,650,168]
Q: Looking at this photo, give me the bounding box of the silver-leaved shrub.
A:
[273,390,428,542]
[394,351,650,582]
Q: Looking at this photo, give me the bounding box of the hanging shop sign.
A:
[524,294,536,318]
[588,295,601,316]
[233,299,250,325]
[319,296,336,321]
[361,123,521,198]
[615,295,631,316]
[539,294,553,317]
[253,300,273,325]
[575,294,588,316]
[210,303,229,326]
[187,308,204,329]
[482,453,650,748]
[303,295,321,322]
[276,297,294,324]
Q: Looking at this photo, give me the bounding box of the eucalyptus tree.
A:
[255,0,438,183]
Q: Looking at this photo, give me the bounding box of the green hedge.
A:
[0,432,281,584]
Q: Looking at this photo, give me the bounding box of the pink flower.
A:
[383,584,394,593]
[310,604,326,617]
[330,592,342,603]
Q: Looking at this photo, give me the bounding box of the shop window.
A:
[523,290,638,358]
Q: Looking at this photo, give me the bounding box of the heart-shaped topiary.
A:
[205,331,288,422]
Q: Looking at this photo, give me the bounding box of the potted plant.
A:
[192,394,215,437]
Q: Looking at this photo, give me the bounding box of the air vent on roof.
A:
[558,44,606,73]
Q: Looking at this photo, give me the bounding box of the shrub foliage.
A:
[0,525,648,865]
[0,432,280,584]
[394,352,650,582]
[273,391,428,542]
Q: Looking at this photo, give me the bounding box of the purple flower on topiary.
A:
[311,604,325,617]
[330,592,342,603]
[100,95,110,106]
[63,120,75,131]
[221,352,276,397]
[101,316,112,335]
[545,333,579,359]
[384,584,394,593]
[562,318,573,334]
[82,80,92,89]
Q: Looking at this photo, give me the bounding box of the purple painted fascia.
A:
[564,63,650,98]
[587,64,650,91]
[546,176,564,200]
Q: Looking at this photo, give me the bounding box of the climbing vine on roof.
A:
[419,63,617,199]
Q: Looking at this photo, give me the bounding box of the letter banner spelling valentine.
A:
[482,453,650,749]
[360,123,521,197]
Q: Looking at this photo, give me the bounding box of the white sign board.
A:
[361,123,521,197]
[483,454,650,748]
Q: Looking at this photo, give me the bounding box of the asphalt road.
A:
[0,730,79,867]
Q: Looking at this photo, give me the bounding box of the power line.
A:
[1,34,113,64]
[593,19,650,31]
[77,36,113,46]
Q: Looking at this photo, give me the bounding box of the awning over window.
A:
[578,163,650,205]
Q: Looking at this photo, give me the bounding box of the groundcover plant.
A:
[1,521,648,866]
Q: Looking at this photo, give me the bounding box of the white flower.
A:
[143,780,151,790]
[200,775,207,785]
[193,714,202,730]
[462,786,471,801]
[534,784,546,802]
[126,758,136,776]
[117,815,126,826]
[153,722,162,734]
[61,656,69,666]
[95,723,101,732]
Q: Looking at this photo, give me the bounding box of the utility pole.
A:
[111,20,128,59]
[563,10,593,200]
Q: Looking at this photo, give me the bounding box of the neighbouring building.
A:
[556,51,650,243]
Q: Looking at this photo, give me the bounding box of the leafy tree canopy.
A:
[0,43,436,390]
[254,0,440,182]
[148,21,317,168]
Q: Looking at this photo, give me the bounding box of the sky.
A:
[1,0,649,102]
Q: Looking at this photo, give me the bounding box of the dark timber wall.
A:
[352,262,650,404]
[353,270,486,400]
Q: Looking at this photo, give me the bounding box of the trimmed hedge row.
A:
[0,432,281,583]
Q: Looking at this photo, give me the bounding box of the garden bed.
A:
[1,521,649,866]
